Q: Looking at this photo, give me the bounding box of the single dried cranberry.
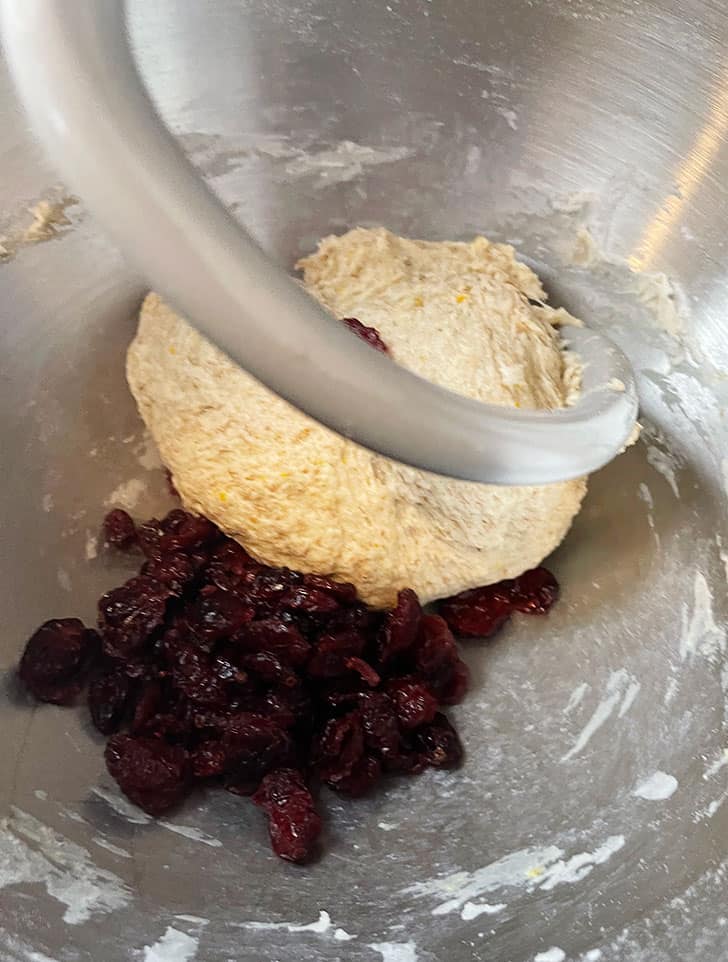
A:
[160,512,219,554]
[314,712,365,784]
[325,602,382,639]
[342,317,389,354]
[233,688,312,731]
[252,768,321,863]
[344,656,380,688]
[510,567,560,613]
[187,588,254,644]
[105,734,191,815]
[379,589,422,665]
[330,754,381,797]
[191,740,228,778]
[439,584,513,638]
[129,680,164,734]
[415,614,459,677]
[301,573,359,605]
[241,651,299,689]
[219,713,293,795]
[88,668,131,734]
[386,678,438,731]
[103,509,137,549]
[98,576,172,657]
[205,541,260,591]
[234,619,311,668]
[19,619,99,705]
[279,585,340,615]
[169,642,230,708]
[358,692,400,758]
[414,713,464,768]
[135,518,165,559]
[142,553,195,595]
[307,630,366,679]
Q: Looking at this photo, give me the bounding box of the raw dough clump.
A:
[127,228,586,607]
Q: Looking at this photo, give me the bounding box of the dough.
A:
[127,228,586,608]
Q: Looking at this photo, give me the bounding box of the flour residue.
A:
[534,949,566,962]
[92,786,151,825]
[461,900,506,920]
[638,482,659,544]
[404,835,624,916]
[561,669,640,761]
[92,836,132,859]
[704,749,728,780]
[632,771,678,801]
[563,682,589,714]
[236,910,332,935]
[104,478,147,512]
[680,571,725,662]
[142,926,199,962]
[369,941,418,962]
[157,821,222,848]
[85,532,99,561]
[281,141,412,188]
[0,807,132,924]
[645,444,680,498]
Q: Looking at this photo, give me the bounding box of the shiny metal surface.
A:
[2,1,728,959]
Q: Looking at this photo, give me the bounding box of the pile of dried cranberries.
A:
[18,505,558,862]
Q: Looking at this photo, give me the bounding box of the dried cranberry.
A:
[330,754,381,797]
[280,585,340,615]
[301,573,359,605]
[379,589,422,665]
[415,614,459,677]
[219,713,293,795]
[307,630,366,679]
[344,656,380,687]
[236,688,312,731]
[169,641,230,708]
[129,680,164,734]
[142,553,195,595]
[241,651,299,689]
[342,317,389,354]
[510,567,560,613]
[439,584,513,638]
[205,541,260,591]
[98,576,172,658]
[252,769,321,863]
[358,692,400,758]
[414,713,464,768]
[234,619,311,668]
[19,619,99,705]
[160,511,219,554]
[105,734,191,815]
[136,518,165,559]
[187,588,254,644]
[386,678,438,731]
[103,509,137,549]
[191,740,227,778]
[88,668,131,734]
[314,712,365,784]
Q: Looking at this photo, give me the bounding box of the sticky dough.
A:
[127,228,586,608]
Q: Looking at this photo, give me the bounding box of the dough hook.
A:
[2,0,638,485]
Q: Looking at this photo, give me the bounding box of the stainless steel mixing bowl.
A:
[2,1,728,960]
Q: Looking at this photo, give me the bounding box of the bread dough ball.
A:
[127,228,586,608]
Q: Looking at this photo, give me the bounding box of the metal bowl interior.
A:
[2,1,728,960]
